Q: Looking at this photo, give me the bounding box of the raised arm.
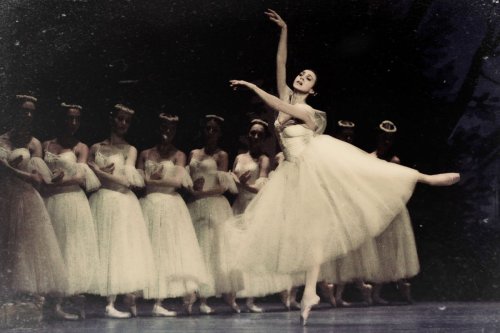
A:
[265,9,291,100]
[230,80,316,130]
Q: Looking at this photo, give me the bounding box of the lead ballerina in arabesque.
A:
[228,9,460,325]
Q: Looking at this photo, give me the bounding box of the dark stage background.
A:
[0,0,498,301]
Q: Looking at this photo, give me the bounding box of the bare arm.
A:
[265,9,290,100]
[230,80,316,129]
[144,151,186,189]
[88,143,130,187]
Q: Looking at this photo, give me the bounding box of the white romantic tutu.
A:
[43,151,101,295]
[188,195,237,297]
[141,160,209,299]
[230,125,419,285]
[89,150,156,296]
[371,208,420,282]
[0,148,68,295]
[187,157,239,297]
[229,159,292,297]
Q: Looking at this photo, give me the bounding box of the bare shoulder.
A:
[75,141,89,153]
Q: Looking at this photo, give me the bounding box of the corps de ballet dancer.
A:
[138,113,209,316]
[88,104,156,318]
[42,102,101,319]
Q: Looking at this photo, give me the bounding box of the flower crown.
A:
[251,118,269,128]
[159,113,179,122]
[337,120,355,128]
[16,94,37,103]
[379,120,397,133]
[205,114,224,122]
[61,102,83,110]
[114,104,135,115]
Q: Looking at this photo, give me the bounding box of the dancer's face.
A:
[336,128,355,144]
[159,121,177,144]
[13,101,36,133]
[111,110,132,136]
[377,132,395,149]
[292,70,317,95]
[248,123,266,147]
[204,119,221,143]
[64,108,81,136]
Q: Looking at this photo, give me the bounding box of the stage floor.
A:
[8,301,500,332]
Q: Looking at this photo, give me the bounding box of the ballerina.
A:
[186,114,240,314]
[0,94,68,314]
[369,120,420,304]
[138,113,209,316]
[88,103,156,319]
[230,118,294,313]
[228,9,459,325]
[42,102,101,320]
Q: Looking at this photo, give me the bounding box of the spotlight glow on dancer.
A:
[228,9,460,325]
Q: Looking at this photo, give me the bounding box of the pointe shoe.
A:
[152,304,177,317]
[425,173,460,186]
[229,302,241,314]
[54,307,79,321]
[360,284,373,305]
[246,302,264,313]
[335,298,352,307]
[299,295,320,326]
[199,303,215,314]
[105,305,131,319]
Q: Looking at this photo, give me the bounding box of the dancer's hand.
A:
[101,163,115,174]
[51,169,65,183]
[29,170,43,186]
[150,165,164,180]
[265,9,286,28]
[193,177,205,191]
[229,80,255,91]
[239,170,251,185]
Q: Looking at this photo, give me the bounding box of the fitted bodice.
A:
[275,120,314,161]
[189,157,219,190]
[234,157,260,185]
[0,146,31,171]
[145,159,178,194]
[45,150,78,174]
[95,149,126,175]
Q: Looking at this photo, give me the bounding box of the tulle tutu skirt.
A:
[44,186,100,295]
[371,208,420,282]
[0,177,68,296]
[89,187,156,296]
[141,191,209,299]
[231,135,419,282]
[188,195,238,297]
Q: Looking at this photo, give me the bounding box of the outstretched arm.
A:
[230,80,316,129]
[265,9,290,100]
